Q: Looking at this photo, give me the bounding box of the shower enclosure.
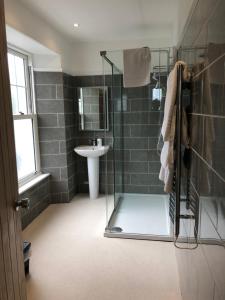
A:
[102,48,174,240]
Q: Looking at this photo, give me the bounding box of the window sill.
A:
[19,173,50,195]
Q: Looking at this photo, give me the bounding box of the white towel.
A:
[159,61,190,193]
[161,61,190,141]
[123,47,151,88]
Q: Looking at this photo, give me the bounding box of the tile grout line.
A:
[193,52,225,80]
[192,148,225,184]
[191,113,225,119]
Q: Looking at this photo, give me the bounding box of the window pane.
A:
[14,119,36,180]
[8,53,16,85]
[8,51,29,115]
[17,87,27,114]
[8,49,38,183]
[15,55,25,87]
[10,86,19,114]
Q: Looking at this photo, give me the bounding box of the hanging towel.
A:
[123,47,151,88]
[161,61,190,141]
[159,61,190,193]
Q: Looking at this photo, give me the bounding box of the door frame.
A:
[0,0,27,299]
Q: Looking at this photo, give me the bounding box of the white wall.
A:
[32,54,62,71]
[4,0,196,76]
[4,0,73,74]
[6,25,62,71]
[175,0,196,46]
[70,0,197,75]
[72,38,173,75]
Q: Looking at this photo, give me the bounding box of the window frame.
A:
[8,46,41,187]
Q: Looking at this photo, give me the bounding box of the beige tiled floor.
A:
[23,194,182,300]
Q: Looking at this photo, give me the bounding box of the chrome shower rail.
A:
[100,51,122,73]
[100,47,172,74]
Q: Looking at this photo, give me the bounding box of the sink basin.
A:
[74,145,109,199]
[74,145,109,158]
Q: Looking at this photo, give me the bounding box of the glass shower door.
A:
[103,56,123,230]
[103,48,174,240]
[112,65,123,211]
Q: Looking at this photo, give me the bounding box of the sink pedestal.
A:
[87,157,99,200]
[74,145,109,200]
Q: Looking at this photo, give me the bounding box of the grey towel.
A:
[123,47,151,88]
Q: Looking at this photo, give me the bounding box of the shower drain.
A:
[110,226,123,233]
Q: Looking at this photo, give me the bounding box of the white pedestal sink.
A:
[74,145,109,200]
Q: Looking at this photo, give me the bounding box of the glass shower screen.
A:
[102,48,174,240]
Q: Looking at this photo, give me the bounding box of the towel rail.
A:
[169,64,194,238]
[174,64,183,237]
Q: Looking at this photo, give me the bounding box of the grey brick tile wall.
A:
[20,177,50,229]
[177,1,225,299]
[74,75,165,195]
[25,71,166,229]
[34,71,78,205]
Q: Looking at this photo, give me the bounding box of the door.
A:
[0,0,27,299]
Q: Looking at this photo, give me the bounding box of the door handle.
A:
[15,198,30,211]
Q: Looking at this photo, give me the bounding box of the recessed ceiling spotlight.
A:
[74,23,79,28]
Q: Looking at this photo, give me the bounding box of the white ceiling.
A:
[19,0,178,43]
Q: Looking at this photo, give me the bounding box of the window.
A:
[8,48,40,185]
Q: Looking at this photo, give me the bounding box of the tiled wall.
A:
[115,81,166,194]
[74,75,113,194]
[177,0,225,299]
[74,74,166,195]
[35,72,77,203]
[20,177,50,229]
[24,69,166,226]
[62,74,78,200]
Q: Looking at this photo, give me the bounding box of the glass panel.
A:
[15,55,26,87]
[8,51,29,115]
[7,53,16,85]
[104,48,173,237]
[103,57,114,227]
[14,119,36,180]
[10,86,19,115]
[112,65,123,209]
[17,87,27,114]
[103,55,123,230]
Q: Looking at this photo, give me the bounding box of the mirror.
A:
[77,87,108,131]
